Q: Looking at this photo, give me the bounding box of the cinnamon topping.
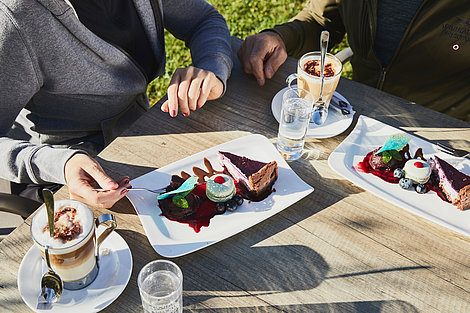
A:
[43,206,83,242]
[303,60,336,77]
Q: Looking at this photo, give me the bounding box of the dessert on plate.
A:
[157,151,278,232]
[429,156,470,211]
[355,134,470,210]
[218,151,278,201]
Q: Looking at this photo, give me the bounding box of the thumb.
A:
[84,161,118,190]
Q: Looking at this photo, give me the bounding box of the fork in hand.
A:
[92,187,166,194]
[436,142,470,158]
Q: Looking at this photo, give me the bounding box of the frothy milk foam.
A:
[31,200,93,249]
[31,200,96,282]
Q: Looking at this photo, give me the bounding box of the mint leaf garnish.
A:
[382,151,392,163]
[390,149,402,161]
[172,195,189,209]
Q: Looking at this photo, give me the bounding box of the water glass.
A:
[138,260,183,313]
[276,87,314,160]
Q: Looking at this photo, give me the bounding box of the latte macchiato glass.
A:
[31,199,116,290]
[287,51,343,110]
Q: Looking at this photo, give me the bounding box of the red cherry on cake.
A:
[414,162,424,168]
[214,176,225,184]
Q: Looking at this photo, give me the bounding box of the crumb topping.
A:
[303,60,336,77]
[43,206,83,242]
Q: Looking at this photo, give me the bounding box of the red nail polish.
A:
[171,110,177,117]
[121,188,128,195]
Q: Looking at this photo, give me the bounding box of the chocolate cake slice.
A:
[218,151,278,201]
[158,175,201,220]
[429,156,470,210]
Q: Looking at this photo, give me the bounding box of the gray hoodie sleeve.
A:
[0,8,82,185]
[162,0,233,89]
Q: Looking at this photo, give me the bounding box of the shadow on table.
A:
[185,299,418,313]
[96,156,157,181]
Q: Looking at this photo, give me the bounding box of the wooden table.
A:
[1,38,470,313]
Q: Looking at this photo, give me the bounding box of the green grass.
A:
[147,0,351,106]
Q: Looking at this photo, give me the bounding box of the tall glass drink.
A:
[31,200,116,290]
[287,51,342,118]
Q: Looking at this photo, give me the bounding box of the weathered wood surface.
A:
[1,37,469,313]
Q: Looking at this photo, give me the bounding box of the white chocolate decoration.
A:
[403,159,431,184]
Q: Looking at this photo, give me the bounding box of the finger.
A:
[161,100,169,113]
[248,44,267,85]
[82,160,118,190]
[116,176,130,186]
[177,75,191,117]
[197,75,212,109]
[264,47,287,79]
[167,72,181,117]
[238,39,254,74]
[187,77,203,112]
[69,180,128,209]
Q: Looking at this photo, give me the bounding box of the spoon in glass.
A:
[37,189,63,308]
[311,30,330,125]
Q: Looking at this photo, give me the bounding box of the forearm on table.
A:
[0,138,86,185]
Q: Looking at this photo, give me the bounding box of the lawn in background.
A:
[147,0,352,106]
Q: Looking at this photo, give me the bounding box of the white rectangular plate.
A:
[127,134,314,257]
[328,115,470,237]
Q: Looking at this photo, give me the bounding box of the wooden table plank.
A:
[1,37,469,313]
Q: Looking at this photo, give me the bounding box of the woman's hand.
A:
[64,153,131,208]
[237,31,287,86]
[161,66,223,117]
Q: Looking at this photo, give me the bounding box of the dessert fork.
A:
[436,142,469,158]
[93,187,166,194]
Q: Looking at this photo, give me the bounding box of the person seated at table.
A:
[0,0,233,209]
[237,0,470,123]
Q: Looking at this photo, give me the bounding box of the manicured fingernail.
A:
[171,110,177,117]
[121,188,128,195]
[123,178,129,185]
[183,112,189,117]
[107,181,116,187]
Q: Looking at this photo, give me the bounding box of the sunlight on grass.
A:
[147,0,351,106]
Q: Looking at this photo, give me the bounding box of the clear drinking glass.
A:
[276,86,314,160]
[286,51,343,124]
[138,260,183,313]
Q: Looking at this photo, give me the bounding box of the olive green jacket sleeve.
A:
[269,0,345,58]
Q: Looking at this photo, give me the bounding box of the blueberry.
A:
[215,202,226,214]
[399,178,412,189]
[415,184,428,194]
[233,195,244,206]
[394,168,404,179]
[225,199,238,212]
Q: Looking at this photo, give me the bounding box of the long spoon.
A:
[311,30,330,125]
[37,189,63,308]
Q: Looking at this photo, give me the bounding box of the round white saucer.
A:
[271,86,355,138]
[18,231,133,313]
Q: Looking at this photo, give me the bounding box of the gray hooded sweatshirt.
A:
[0,0,232,185]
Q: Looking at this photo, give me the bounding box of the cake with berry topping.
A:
[429,156,470,211]
[218,151,278,201]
